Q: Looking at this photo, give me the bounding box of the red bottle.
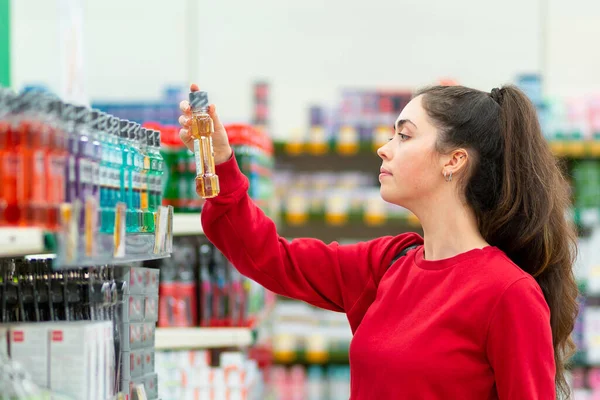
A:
[0,92,23,226]
[44,99,67,231]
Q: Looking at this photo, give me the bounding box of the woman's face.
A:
[377,95,445,209]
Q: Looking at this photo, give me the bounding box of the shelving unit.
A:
[155,327,254,350]
[275,139,600,159]
[172,213,204,236]
[0,227,47,257]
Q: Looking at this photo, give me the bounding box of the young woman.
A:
[179,83,578,399]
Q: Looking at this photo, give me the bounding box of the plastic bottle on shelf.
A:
[75,106,96,231]
[138,127,150,232]
[20,92,48,227]
[97,111,114,233]
[128,122,142,232]
[44,99,67,231]
[118,119,134,232]
[160,127,183,211]
[146,129,164,232]
[62,104,80,206]
[0,90,22,226]
[104,116,123,234]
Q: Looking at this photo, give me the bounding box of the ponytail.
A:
[418,85,579,398]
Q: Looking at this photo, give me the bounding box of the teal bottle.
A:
[129,122,143,233]
[119,120,135,232]
[139,127,151,232]
[146,129,164,232]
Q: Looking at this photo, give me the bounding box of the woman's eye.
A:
[398,133,410,141]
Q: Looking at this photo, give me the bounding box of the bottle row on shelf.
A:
[271,302,351,366]
[157,350,264,400]
[0,88,165,234]
[152,237,275,329]
[273,169,417,227]
[281,81,600,159]
[0,88,173,267]
[269,364,351,400]
[0,260,161,399]
[271,161,600,229]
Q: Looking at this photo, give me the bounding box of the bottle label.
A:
[69,157,76,182]
[34,151,45,176]
[80,159,93,184]
[194,139,204,176]
[99,165,108,188]
[32,152,46,201]
[91,161,100,187]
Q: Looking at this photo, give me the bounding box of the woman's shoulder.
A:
[475,246,542,296]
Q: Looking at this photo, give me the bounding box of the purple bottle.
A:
[74,106,99,230]
[62,104,80,204]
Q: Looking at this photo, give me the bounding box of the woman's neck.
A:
[414,196,489,261]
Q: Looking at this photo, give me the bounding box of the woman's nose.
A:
[377,143,389,160]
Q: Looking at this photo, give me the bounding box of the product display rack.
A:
[155,327,253,350]
[172,212,203,236]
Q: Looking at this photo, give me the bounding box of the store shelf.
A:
[275,140,600,159]
[172,213,204,236]
[55,232,171,268]
[0,227,49,257]
[155,327,254,350]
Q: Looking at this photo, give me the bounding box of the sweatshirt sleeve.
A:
[486,277,556,400]
[200,154,422,314]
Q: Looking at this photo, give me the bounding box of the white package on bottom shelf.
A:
[49,321,112,400]
[9,322,57,389]
[0,324,9,358]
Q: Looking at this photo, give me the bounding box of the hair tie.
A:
[490,88,504,105]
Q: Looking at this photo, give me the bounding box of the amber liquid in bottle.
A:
[190,110,220,198]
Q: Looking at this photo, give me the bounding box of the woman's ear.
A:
[442,149,469,178]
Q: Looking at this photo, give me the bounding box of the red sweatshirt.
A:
[201,155,556,399]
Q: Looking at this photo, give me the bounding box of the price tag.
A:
[133,384,148,400]
[286,193,308,225]
[166,205,174,253]
[114,202,126,258]
[373,126,390,150]
[154,206,169,254]
[85,197,98,257]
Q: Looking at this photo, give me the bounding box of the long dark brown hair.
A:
[417,85,578,398]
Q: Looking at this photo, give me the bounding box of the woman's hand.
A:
[178,83,233,165]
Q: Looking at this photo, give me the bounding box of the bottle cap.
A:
[90,109,99,129]
[146,129,154,146]
[62,103,76,122]
[153,130,161,147]
[120,119,130,138]
[97,111,108,131]
[139,127,147,143]
[189,91,209,111]
[110,116,120,135]
[74,105,89,124]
